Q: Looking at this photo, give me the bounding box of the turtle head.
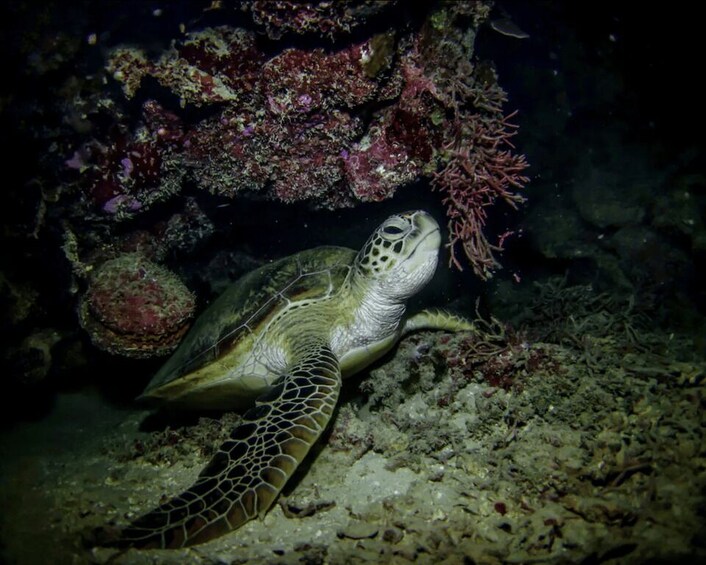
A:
[355,210,440,301]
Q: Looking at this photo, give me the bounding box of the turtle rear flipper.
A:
[109,345,341,549]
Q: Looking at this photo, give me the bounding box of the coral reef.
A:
[106,27,263,107]
[242,0,397,40]
[78,254,195,358]
[77,99,186,217]
[63,0,526,275]
[0,0,529,380]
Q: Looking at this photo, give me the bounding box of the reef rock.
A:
[78,254,195,358]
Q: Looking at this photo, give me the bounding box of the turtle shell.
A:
[140,246,356,406]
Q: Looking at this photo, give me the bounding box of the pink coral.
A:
[78,254,195,358]
[262,39,387,115]
[344,109,429,202]
[243,0,397,39]
[82,100,185,214]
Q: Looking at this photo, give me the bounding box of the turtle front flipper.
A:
[401,309,476,335]
[110,346,341,549]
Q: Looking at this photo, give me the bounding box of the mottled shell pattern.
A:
[140,246,357,408]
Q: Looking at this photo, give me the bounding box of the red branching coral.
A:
[426,49,529,278]
[432,108,529,278]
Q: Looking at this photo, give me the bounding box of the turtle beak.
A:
[411,211,441,256]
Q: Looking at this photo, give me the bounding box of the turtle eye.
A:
[380,218,409,240]
[383,225,404,235]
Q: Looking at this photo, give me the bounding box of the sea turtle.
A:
[104,210,474,549]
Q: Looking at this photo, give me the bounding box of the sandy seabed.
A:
[1,310,705,565]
